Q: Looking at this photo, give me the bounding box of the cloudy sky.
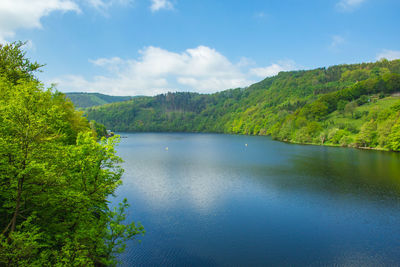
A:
[0,0,399,96]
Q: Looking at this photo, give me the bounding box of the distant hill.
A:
[66,92,133,108]
[85,59,400,152]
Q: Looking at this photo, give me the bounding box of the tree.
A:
[308,101,329,120]
[337,100,348,116]
[0,41,43,84]
[387,120,400,151]
[356,95,369,106]
[0,42,143,266]
[355,119,377,147]
[345,102,358,118]
[104,199,145,266]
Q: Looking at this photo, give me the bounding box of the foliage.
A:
[0,42,143,266]
[90,120,108,139]
[66,93,133,109]
[387,120,400,151]
[0,41,43,84]
[86,59,400,152]
[104,199,145,266]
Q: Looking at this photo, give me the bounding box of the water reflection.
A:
[114,133,400,266]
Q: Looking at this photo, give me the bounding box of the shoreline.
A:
[114,131,398,153]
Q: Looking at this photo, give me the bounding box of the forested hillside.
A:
[0,42,144,265]
[66,92,132,108]
[86,59,400,151]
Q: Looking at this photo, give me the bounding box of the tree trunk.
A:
[10,177,23,233]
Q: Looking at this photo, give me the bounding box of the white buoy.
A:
[245,143,248,147]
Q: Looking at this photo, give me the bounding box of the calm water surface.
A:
[112,133,400,266]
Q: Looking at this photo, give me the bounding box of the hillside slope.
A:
[86,59,400,151]
[66,92,132,108]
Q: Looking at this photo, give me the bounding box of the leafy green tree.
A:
[356,95,369,105]
[90,120,108,139]
[355,119,377,147]
[104,199,145,266]
[0,41,43,84]
[345,102,358,118]
[0,41,143,266]
[387,120,400,151]
[337,100,348,115]
[308,102,329,120]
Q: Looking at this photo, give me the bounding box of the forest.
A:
[0,42,144,266]
[65,93,133,109]
[85,59,400,151]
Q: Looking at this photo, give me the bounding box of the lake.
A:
[112,133,400,266]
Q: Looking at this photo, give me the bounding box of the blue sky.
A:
[0,0,399,96]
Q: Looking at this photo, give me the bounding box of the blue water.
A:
[112,133,400,266]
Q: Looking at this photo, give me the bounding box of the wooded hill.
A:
[86,59,400,151]
[66,92,132,108]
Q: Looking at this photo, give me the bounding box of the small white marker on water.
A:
[245,143,248,147]
[165,147,168,151]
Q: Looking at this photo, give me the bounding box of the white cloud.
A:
[0,0,135,42]
[376,49,400,61]
[249,60,296,78]
[237,57,255,67]
[85,0,108,9]
[0,0,80,43]
[83,0,133,13]
[50,46,264,96]
[336,0,366,11]
[150,0,173,12]
[330,35,345,49]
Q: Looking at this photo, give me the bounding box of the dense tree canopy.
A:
[0,42,144,266]
[85,59,400,151]
[66,93,133,109]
